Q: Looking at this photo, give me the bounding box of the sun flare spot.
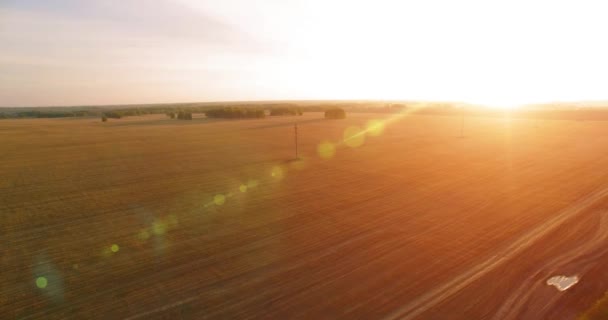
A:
[239,184,248,192]
[271,166,284,179]
[317,141,336,159]
[475,98,523,110]
[110,244,120,253]
[35,276,48,289]
[214,194,226,205]
[343,126,365,148]
[152,220,167,235]
[366,119,385,137]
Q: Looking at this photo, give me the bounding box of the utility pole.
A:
[294,123,299,159]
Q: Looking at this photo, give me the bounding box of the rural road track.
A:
[492,212,608,320]
[384,186,608,320]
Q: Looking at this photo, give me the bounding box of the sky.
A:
[1,0,608,107]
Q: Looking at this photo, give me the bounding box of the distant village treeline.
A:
[0,103,364,120]
[2,102,608,121]
[0,103,311,119]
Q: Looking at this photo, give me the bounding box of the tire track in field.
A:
[123,296,200,320]
[492,211,608,320]
[384,186,608,320]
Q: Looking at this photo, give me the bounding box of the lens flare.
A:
[317,141,336,159]
[152,220,167,235]
[214,194,226,205]
[343,126,365,148]
[366,119,385,137]
[35,276,48,289]
[271,166,284,179]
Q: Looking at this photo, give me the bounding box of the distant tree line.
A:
[0,103,357,120]
[6,102,608,122]
[3,110,91,118]
[103,111,123,119]
[177,111,193,120]
[205,108,265,119]
[269,107,303,116]
[325,108,347,119]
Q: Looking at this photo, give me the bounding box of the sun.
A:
[469,97,525,110]
[487,102,520,110]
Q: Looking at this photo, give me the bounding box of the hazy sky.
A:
[1,0,608,107]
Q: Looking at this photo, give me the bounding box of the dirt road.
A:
[386,187,608,320]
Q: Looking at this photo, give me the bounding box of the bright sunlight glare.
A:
[2,0,608,106]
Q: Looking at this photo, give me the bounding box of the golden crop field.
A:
[3,112,608,319]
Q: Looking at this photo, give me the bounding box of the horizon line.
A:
[3,99,608,109]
